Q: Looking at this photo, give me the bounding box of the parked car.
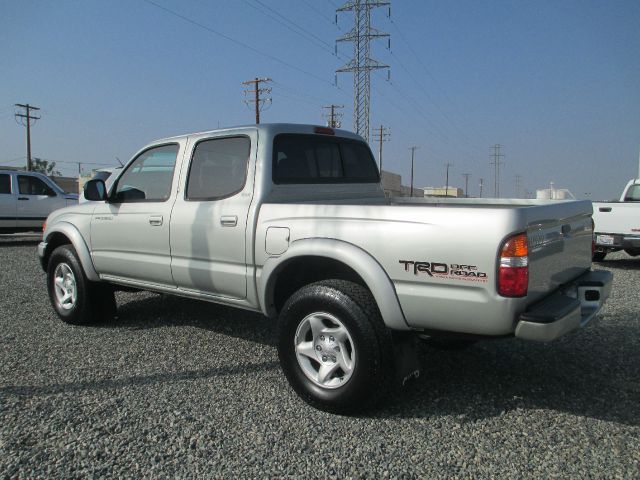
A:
[592,178,640,261]
[0,169,78,233]
[38,124,611,413]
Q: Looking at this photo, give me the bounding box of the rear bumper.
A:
[594,232,640,250]
[515,269,612,342]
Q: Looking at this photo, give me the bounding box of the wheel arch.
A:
[259,238,410,330]
[42,222,100,281]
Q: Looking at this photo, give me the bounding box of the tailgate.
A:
[593,202,640,236]
[524,204,593,304]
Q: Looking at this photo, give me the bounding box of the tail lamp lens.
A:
[498,233,528,297]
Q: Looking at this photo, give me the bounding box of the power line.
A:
[372,124,390,171]
[300,0,339,27]
[490,144,504,197]
[444,162,453,196]
[15,103,41,172]
[388,16,487,146]
[409,145,419,197]
[243,0,337,56]
[141,0,333,86]
[461,173,471,198]
[242,77,272,124]
[322,104,344,128]
[336,0,391,141]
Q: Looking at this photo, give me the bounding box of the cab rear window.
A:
[273,134,379,184]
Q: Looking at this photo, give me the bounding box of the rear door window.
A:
[273,134,379,184]
[186,136,250,200]
[0,174,10,194]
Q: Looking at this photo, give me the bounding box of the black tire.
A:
[592,251,607,262]
[47,245,116,325]
[277,280,394,414]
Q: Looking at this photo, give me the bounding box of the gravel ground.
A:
[0,234,638,478]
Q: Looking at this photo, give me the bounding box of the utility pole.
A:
[409,146,419,197]
[322,104,344,128]
[462,173,471,198]
[490,144,504,197]
[242,77,272,124]
[372,124,390,171]
[515,175,522,198]
[479,178,484,198]
[444,162,453,197]
[15,103,41,171]
[336,0,390,142]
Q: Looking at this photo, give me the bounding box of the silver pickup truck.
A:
[0,169,78,233]
[38,124,612,412]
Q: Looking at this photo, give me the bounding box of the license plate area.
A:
[596,234,614,245]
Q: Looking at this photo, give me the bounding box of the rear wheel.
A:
[47,245,116,325]
[277,280,394,413]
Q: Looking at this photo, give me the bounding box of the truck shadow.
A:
[93,292,276,347]
[595,257,640,270]
[91,292,638,426]
[376,328,639,426]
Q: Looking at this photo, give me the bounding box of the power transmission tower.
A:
[322,104,344,128]
[490,144,504,197]
[515,175,522,198]
[409,145,419,197]
[15,103,41,171]
[462,173,471,198]
[242,77,272,124]
[479,178,484,198]
[372,124,390,171]
[444,162,453,197]
[336,0,390,142]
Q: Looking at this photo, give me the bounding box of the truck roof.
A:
[151,123,364,145]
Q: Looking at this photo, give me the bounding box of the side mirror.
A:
[84,179,107,201]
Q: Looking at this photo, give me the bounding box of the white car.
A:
[0,169,78,233]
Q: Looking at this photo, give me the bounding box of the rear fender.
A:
[259,238,410,331]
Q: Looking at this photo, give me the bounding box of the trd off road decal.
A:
[399,260,488,283]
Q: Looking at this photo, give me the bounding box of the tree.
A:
[32,157,61,176]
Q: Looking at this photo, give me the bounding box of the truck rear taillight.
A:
[498,232,528,297]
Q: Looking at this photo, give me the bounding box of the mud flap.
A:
[392,332,421,387]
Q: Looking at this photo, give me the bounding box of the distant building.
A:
[381,170,424,198]
[536,183,575,200]
[422,186,464,198]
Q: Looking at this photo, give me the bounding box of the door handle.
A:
[18,197,29,201]
[148,215,163,226]
[220,215,238,227]
[599,207,612,212]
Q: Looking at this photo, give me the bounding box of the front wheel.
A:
[47,245,116,325]
[277,280,394,414]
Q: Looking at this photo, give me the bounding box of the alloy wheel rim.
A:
[53,263,77,311]
[294,312,356,389]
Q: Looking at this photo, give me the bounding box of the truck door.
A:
[0,173,17,230]
[16,174,66,229]
[170,133,255,299]
[90,143,182,287]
